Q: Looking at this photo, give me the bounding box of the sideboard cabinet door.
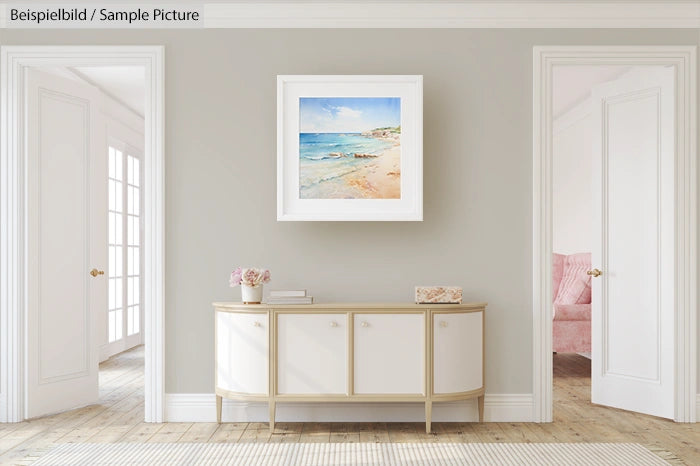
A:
[277,313,347,394]
[216,312,268,395]
[433,311,483,394]
[354,313,424,394]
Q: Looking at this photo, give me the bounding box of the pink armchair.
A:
[552,253,591,353]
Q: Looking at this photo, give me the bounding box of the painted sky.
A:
[300,97,401,133]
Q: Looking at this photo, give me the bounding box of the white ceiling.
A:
[71,66,145,117]
[552,65,631,118]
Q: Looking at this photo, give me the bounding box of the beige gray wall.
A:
[2,29,698,395]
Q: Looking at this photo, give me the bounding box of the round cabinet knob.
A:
[361,321,369,328]
[329,321,338,328]
[440,321,448,328]
[253,321,261,327]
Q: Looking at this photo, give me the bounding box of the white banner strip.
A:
[1,2,699,29]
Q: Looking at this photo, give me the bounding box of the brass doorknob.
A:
[587,268,602,277]
[90,268,105,277]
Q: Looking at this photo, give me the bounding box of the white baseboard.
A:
[165,393,534,423]
[696,394,700,422]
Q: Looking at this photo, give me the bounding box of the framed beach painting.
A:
[277,75,423,221]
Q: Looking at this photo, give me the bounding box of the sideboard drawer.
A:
[277,313,347,394]
[216,312,268,395]
[433,311,483,394]
[354,313,424,394]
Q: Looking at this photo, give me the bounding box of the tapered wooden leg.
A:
[478,395,484,422]
[216,395,222,423]
[425,400,432,434]
[269,400,276,432]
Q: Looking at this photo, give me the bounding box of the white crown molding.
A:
[165,393,534,423]
[202,2,700,29]
[67,68,145,120]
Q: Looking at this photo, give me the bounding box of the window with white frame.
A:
[108,143,142,345]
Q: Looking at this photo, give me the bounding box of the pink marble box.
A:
[415,286,463,304]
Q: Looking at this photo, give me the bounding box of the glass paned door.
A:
[126,154,141,336]
[107,142,143,353]
[108,147,124,343]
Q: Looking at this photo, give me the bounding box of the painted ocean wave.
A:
[299,133,393,192]
[305,154,347,161]
[299,165,362,190]
[300,133,390,160]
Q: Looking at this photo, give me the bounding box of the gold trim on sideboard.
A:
[214,302,487,311]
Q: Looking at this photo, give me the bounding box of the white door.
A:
[433,312,482,394]
[26,69,105,418]
[277,314,346,394]
[216,312,268,395]
[354,313,424,394]
[590,66,674,419]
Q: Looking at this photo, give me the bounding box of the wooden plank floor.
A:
[0,348,697,464]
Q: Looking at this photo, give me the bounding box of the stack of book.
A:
[265,290,314,305]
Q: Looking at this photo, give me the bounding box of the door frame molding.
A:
[0,46,165,422]
[532,46,697,422]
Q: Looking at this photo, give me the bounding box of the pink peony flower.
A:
[229,267,243,287]
[230,267,271,287]
[242,268,260,286]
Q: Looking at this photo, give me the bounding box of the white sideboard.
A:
[213,302,486,433]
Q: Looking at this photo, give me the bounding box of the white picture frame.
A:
[277,75,423,221]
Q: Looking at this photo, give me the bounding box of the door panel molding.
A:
[601,86,663,383]
[0,46,165,423]
[35,87,91,385]
[532,46,697,422]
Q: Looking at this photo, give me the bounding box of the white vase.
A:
[241,285,263,304]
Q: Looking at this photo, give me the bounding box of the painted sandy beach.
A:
[299,97,401,199]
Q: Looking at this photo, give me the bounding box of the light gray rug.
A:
[31,442,669,465]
